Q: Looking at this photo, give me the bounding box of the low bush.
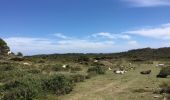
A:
[27,69,41,74]
[159,66,170,75]
[87,66,106,75]
[42,74,74,95]
[91,62,105,66]
[70,74,86,83]
[77,56,90,62]
[0,73,75,99]
[70,66,82,72]
[0,75,43,100]
[0,70,26,82]
[37,59,45,63]
[159,81,170,94]
[42,64,69,72]
[0,64,15,71]
[52,65,69,72]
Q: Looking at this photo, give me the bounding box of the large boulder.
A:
[0,38,10,55]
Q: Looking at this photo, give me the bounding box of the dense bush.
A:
[0,70,26,82]
[0,38,10,55]
[0,73,76,99]
[87,66,106,75]
[159,81,170,94]
[91,62,105,66]
[51,64,69,72]
[70,74,86,83]
[0,75,43,100]
[77,56,90,62]
[27,69,41,74]
[159,66,170,75]
[37,59,45,63]
[42,74,74,95]
[0,64,15,71]
[70,66,82,72]
[16,52,23,57]
[42,64,69,72]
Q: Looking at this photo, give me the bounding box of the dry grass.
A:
[43,61,170,100]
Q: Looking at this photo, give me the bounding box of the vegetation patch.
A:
[0,75,43,100]
[87,66,106,75]
[0,64,15,71]
[159,66,170,75]
[70,74,86,83]
[132,88,152,93]
[42,74,74,95]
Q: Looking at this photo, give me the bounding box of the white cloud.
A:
[92,32,116,39]
[53,33,68,39]
[3,31,145,55]
[4,37,57,55]
[120,35,131,40]
[124,0,170,7]
[92,32,131,40]
[4,37,117,55]
[125,23,170,39]
[128,40,139,46]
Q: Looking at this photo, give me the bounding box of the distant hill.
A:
[1,37,170,60]
[113,47,170,60]
[27,47,170,61]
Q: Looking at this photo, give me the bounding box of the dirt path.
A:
[65,77,138,100]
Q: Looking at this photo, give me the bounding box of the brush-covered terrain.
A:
[0,38,170,100]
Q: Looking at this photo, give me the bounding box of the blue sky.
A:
[1,0,170,55]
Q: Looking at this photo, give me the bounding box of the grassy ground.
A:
[44,61,169,100]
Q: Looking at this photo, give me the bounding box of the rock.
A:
[153,95,160,98]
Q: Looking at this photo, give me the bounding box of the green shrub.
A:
[0,64,15,71]
[27,69,41,74]
[159,81,170,94]
[1,75,43,100]
[0,73,76,99]
[70,74,86,83]
[87,66,106,75]
[70,66,82,72]
[42,64,69,72]
[16,52,23,57]
[37,59,45,63]
[42,74,74,95]
[159,66,170,75]
[91,62,105,66]
[0,70,26,82]
[77,56,90,62]
[51,65,69,72]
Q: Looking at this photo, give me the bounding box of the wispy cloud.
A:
[124,0,170,7]
[4,37,56,55]
[4,37,116,55]
[53,33,68,39]
[128,40,138,46]
[125,23,170,39]
[3,32,135,55]
[92,32,131,40]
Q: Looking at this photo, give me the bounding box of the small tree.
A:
[17,52,23,57]
[0,38,10,55]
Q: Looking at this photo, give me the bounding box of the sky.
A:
[0,0,170,55]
